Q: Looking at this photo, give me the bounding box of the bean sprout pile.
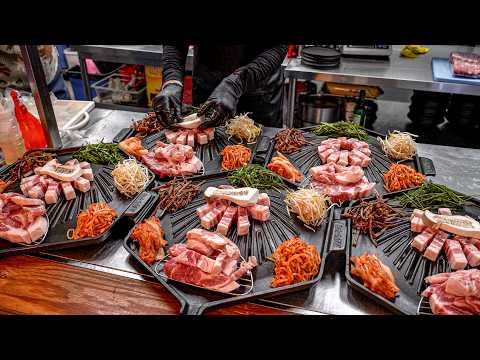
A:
[378,131,418,160]
[284,187,331,230]
[111,159,151,198]
[224,113,262,144]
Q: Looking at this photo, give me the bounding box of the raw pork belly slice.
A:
[163,256,257,293]
[186,229,240,259]
[200,203,227,229]
[309,164,375,203]
[462,236,480,250]
[61,182,76,201]
[444,238,468,270]
[165,127,215,147]
[141,141,203,178]
[237,207,250,236]
[256,193,270,206]
[72,177,91,193]
[422,269,480,315]
[317,137,371,168]
[44,180,61,205]
[410,215,426,233]
[217,205,238,236]
[438,208,452,216]
[411,228,436,252]
[247,204,270,222]
[424,231,449,262]
[458,238,480,267]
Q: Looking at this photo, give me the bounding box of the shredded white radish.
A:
[378,131,418,160]
[284,188,331,230]
[224,113,262,144]
[112,158,151,198]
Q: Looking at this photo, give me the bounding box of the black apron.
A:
[191,45,284,128]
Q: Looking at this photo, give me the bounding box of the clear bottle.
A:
[0,96,26,164]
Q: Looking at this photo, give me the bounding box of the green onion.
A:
[311,121,368,141]
[394,180,473,211]
[228,164,286,190]
[73,142,123,165]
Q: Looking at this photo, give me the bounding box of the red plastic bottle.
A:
[10,90,48,150]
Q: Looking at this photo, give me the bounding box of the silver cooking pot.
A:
[299,94,339,125]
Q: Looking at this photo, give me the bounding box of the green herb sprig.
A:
[228,164,285,190]
[73,142,123,165]
[311,121,368,141]
[394,181,473,211]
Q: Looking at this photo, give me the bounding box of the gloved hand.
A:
[152,83,183,127]
[197,72,244,129]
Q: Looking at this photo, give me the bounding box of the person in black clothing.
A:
[153,45,288,129]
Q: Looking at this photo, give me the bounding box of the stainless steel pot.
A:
[299,94,339,125]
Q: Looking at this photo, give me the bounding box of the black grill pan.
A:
[0,147,155,257]
[263,126,435,199]
[123,172,348,314]
[113,126,262,180]
[343,190,480,315]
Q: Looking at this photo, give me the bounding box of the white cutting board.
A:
[27,99,95,130]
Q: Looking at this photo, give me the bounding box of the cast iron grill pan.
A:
[263,127,435,198]
[343,191,480,315]
[114,126,261,181]
[123,172,346,314]
[0,147,155,257]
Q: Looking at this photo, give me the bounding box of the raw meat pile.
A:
[141,141,203,178]
[20,159,93,204]
[318,137,371,167]
[196,186,271,236]
[164,228,257,293]
[450,52,480,78]
[309,163,375,203]
[422,269,480,315]
[0,192,48,244]
[165,128,215,147]
[411,208,480,270]
[165,112,215,147]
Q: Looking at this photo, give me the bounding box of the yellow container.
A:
[145,65,163,107]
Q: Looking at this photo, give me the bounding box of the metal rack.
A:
[284,45,480,127]
[71,45,194,111]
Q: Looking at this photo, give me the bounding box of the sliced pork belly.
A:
[319,148,335,163]
[348,154,363,167]
[338,150,349,166]
[0,224,31,244]
[81,167,94,181]
[217,205,237,236]
[61,182,76,201]
[165,129,178,144]
[204,128,215,141]
[256,193,270,206]
[411,228,436,252]
[424,231,449,262]
[186,228,240,259]
[237,207,250,236]
[44,180,61,204]
[28,184,46,199]
[27,216,48,242]
[438,208,452,216]
[196,132,208,145]
[247,204,270,222]
[326,151,340,164]
[459,239,480,267]
[10,196,44,207]
[187,131,195,147]
[72,177,91,193]
[411,215,426,233]
[196,203,212,218]
[176,132,187,145]
[444,239,468,270]
[200,203,227,229]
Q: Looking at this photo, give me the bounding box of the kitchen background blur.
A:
[2,44,480,166]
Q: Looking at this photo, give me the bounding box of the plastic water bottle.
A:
[0,96,26,164]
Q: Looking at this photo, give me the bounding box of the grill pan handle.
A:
[254,137,274,165]
[418,157,436,176]
[113,127,135,144]
[326,207,348,254]
[183,302,205,315]
[124,192,156,218]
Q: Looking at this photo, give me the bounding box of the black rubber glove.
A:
[197,72,243,129]
[198,45,288,129]
[152,83,183,127]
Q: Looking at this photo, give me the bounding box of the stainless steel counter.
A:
[43,108,479,315]
[284,45,480,127]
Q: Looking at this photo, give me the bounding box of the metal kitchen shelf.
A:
[284,45,480,127]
